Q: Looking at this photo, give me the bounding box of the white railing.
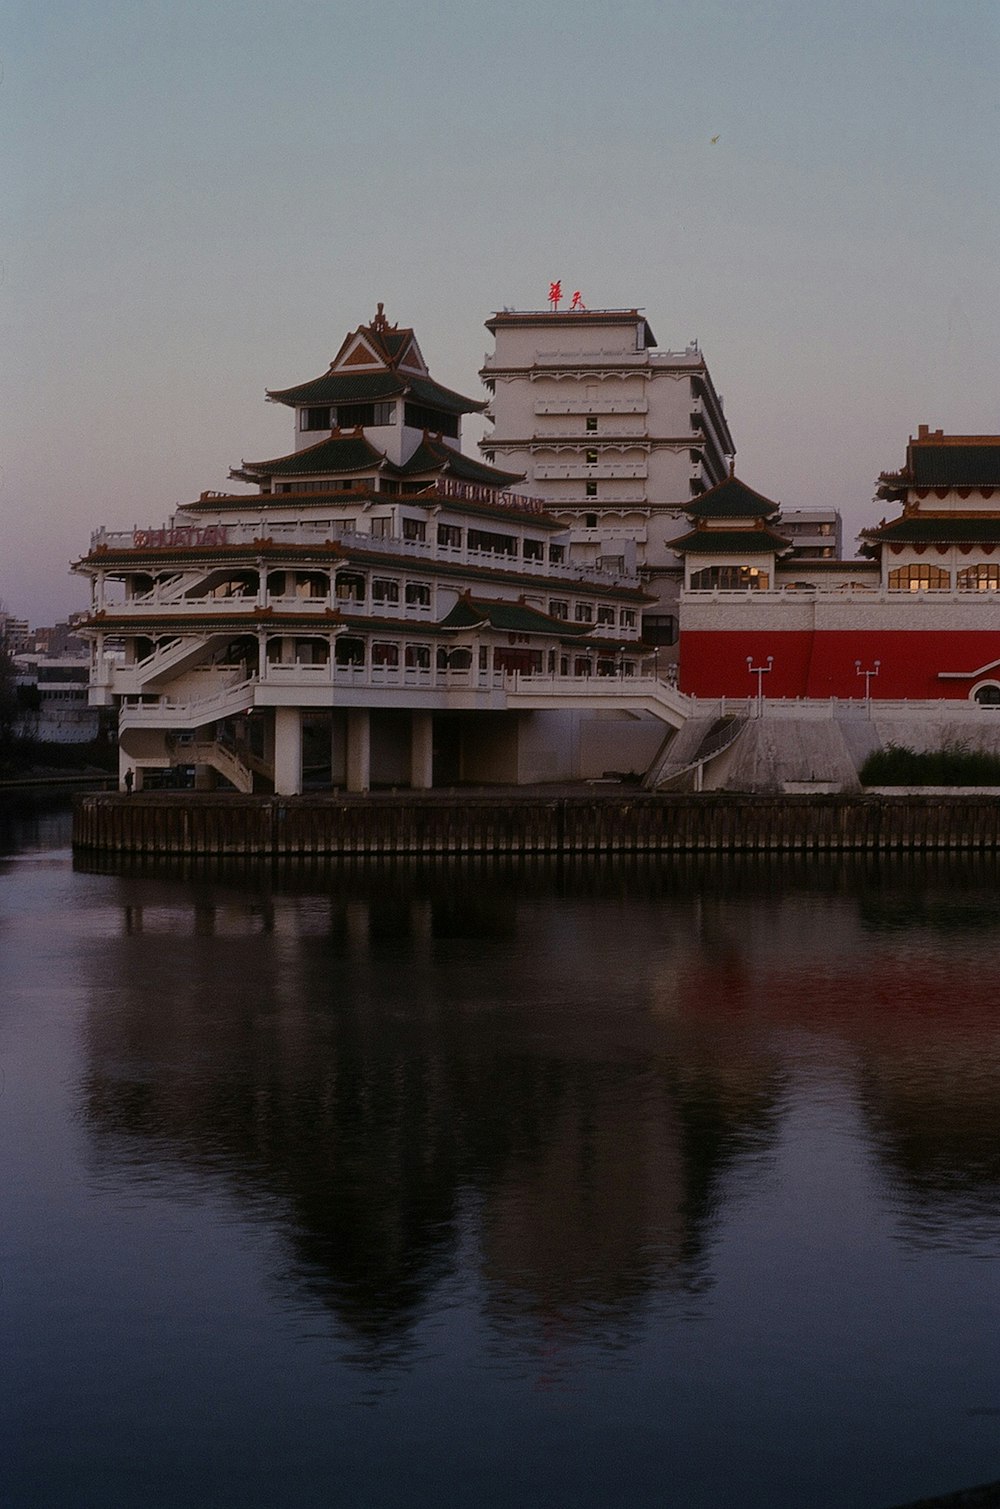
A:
[87,520,640,589]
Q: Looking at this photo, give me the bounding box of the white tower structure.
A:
[479,306,735,648]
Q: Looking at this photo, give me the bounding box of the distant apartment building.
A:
[478,306,735,649]
[778,509,843,560]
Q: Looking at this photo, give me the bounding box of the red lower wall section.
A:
[679,630,1000,700]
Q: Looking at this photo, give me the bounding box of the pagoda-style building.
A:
[74,308,675,794]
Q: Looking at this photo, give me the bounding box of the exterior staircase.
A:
[644,714,749,790]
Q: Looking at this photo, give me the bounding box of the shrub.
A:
[860,742,1000,786]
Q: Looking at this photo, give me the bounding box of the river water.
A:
[3,795,1000,1508]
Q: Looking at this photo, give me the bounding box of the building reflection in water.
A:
[75,852,1000,1361]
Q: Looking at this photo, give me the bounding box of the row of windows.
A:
[300,402,396,431]
[689,565,770,591]
[548,600,636,627]
[887,564,1000,591]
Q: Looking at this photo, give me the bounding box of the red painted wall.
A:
[679,630,1000,700]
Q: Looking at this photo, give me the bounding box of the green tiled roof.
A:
[686,476,780,520]
[440,596,589,636]
[400,436,523,486]
[266,369,484,416]
[233,434,385,480]
[863,515,1000,544]
[673,527,790,555]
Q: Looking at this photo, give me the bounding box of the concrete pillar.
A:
[346,708,371,793]
[273,707,303,795]
[410,711,434,790]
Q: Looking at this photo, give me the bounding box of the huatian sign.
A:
[131,525,232,548]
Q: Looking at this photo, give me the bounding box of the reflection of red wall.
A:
[679,630,1000,700]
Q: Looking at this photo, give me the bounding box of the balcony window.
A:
[405,582,431,607]
[371,578,400,605]
[586,416,598,433]
[957,564,1000,591]
[405,644,431,669]
[402,518,426,542]
[597,605,616,625]
[585,449,598,466]
[437,523,462,549]
[523,539,544,561]
[335,572,365,603]
[586,481,598,498]
[300,407,332,431]
[335,637,365,666]
[621,609,636,629]
[549,544,565,565]
[370,517,393,538]
[549,600,568,620]
[585,513,598,528]
[574,603,593,623]
[371,642,399,667]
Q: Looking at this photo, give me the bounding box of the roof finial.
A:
[372,301,388,331]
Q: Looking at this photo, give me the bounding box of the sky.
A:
[3,0,998,625]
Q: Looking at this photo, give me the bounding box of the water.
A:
[3,795,1000,1508]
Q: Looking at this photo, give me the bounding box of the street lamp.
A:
[747,654,773,715]
[855,658,880,704]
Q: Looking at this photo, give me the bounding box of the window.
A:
[585,449,598,466]
[437,523,462,549]
[523,539,544,561]
[301,407,332,430]
[958,564,1000,591]
[643,613,677,646]
[405,582,431,607]
[585,481,598,498]
[574,657,592,677]
[468,528,516,556]
[974,683,1000,705]
[597,605,616,625]
[405,644,431,669]
[336,572,365,603]
[549,544,565,565]
[574,603,593,623]
[371,578,400,605]
[585,512,598,528]
[371,642,399,667]
[585,416,598,432]
[370,517,393,538]
[549,599,568,620]
[621,609,636,629]
[887,563,950,592]
[599,556,625,576]
[402,518,426,542]
[335,637,365,666]
[403,401,459,439]
[689,565,770,591]
[331,400,395,429]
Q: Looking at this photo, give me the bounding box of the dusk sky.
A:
[4,0,998,625]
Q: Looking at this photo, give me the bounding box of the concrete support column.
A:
[410,711,434,790]
[273,706,303,796]
[346,708,371,794]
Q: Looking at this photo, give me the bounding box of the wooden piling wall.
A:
[72,791,1000,857]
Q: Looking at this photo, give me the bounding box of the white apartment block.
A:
[479,307,736,648]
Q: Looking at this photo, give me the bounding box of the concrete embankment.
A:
[73,789,1000,857]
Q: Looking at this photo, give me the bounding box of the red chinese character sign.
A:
[569,290,586,311]
[548,280,562,310]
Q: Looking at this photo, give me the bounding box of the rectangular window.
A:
[402,518,426,541]
[371,578,400,604]
[597,605,616,625]
[549,544,565,565]
[405,582,431,607]
[599,556,625,576]
[574,603,593,623]
[405,644,431,669]
[370,517,392,538]
[585,449,598,466]
[479,646,490,670]
[301,407,332,430]
[332,400,395,429]
[585,416,598,432]
[523,539,544,561]
[403,401,460,439]
[437,523,462,549]
[371,642,399,667]
[585,513,598,528]
[585,480,598,498]
[549,599,568,620]
[621,609,636,628]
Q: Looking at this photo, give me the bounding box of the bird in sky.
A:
[710,134,721,144]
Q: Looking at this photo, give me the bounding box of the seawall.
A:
[73,790,1000,857]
